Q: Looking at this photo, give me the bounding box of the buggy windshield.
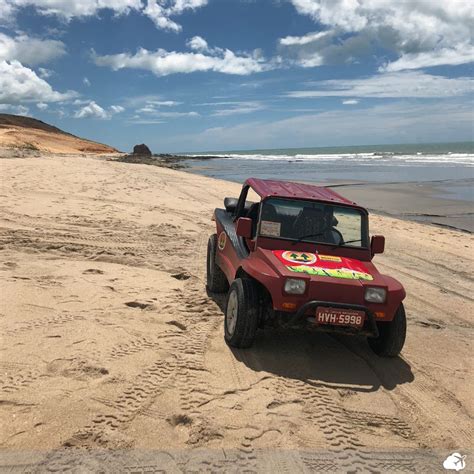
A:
[258,197,369,248]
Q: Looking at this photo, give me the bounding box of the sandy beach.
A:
[1,151,473,471]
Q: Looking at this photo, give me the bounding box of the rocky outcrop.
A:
[133,144,152,156]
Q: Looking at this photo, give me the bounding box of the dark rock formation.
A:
[133,144,152,156]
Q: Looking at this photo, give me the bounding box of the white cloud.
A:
[211,101,265,116]
[2,1,207,32]
[2,0,143,21]
[0,103,30,115]
[135,100,198,118]
[0,33,66,110]
[187,35,209,52]
[94,41,269,76]
[144,0,207,31]
[110,105,125,113]
[277,27,335,68]
[122,95,182,108]
[290,0,367,30]
[143,0,181,32]
[286,0,473,70]
[83,77,91,86]
[381,44,474,72]
[74,101,109,119]
[149,100,180,106]
[0,60,76,104]
[74,101,125,119]
[298,54,324,68]
[151,111,198,117]
[0,32,66,66]
[280,30,331,46]
[342,99,358,105]
[135,100,182,115]
[0,1,15,24]
[73,99,91,105]
[287,72,473,99]
[38,67,52,78]
[36,102,48,109]
[136,102,166,113]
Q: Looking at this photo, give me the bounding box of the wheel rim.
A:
[226,290,238,336]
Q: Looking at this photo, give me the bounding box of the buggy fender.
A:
[380,275,406,320]
[382,275,406,300]
[240,254,281,294]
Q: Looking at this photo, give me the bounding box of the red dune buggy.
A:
[207,178,406,357]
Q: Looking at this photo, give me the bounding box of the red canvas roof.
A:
[244,178,358,207]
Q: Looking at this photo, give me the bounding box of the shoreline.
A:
[117,153,473,234]
[3,147,471,233]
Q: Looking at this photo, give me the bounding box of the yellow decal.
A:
[318,255,342,262]
[218,232,226,250]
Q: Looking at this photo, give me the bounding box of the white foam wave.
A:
[187,152,474,166]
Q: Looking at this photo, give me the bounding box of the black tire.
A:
[206,234,228,293]
[224,278,260,348]
[368,303,407,357]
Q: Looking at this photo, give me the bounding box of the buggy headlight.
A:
[284,278,306,295]
[365,287,386,303]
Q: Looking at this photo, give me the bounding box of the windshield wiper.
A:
[328,239,362,249]
[291,232,326,245]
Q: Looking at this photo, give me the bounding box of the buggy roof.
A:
[244,178,358,207]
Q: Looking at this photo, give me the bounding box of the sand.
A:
[0,151,472,471]
[0,126,118,154]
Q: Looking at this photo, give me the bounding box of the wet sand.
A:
[0,151,472,471]
[327,180,473,232]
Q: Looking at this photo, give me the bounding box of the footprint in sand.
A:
[166,320,187,331]
[47,358,109,379]
[125,301,155,310]
[171,272,191,280]
[83,268,104,275]
[167,414,193,427]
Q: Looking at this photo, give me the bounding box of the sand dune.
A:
[0,114,118,154]
[0,152,472,471]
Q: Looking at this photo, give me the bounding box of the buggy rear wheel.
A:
[368,303,406,357]
[225,278,260,348]
[206,234,228,293]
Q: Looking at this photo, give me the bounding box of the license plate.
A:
[315,307,365,328]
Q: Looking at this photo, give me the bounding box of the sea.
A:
[181,142,474,202]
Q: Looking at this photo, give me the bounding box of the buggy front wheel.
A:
[368,303,406,357]
[224,278,260,348]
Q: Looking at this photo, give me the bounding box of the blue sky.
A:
[0,0,473,152]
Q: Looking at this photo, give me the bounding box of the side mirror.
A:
[371,235,385,255]
[236,217,253,239]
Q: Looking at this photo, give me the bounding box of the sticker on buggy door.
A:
[218,232,226,250]
[260,220,281,237]
[281,251,317,265]
[274,250,374,281]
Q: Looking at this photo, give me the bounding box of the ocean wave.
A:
[187,152,474,166]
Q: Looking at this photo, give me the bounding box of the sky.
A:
[0,0,473,152]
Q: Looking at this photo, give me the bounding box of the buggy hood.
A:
[271,249,374,281]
